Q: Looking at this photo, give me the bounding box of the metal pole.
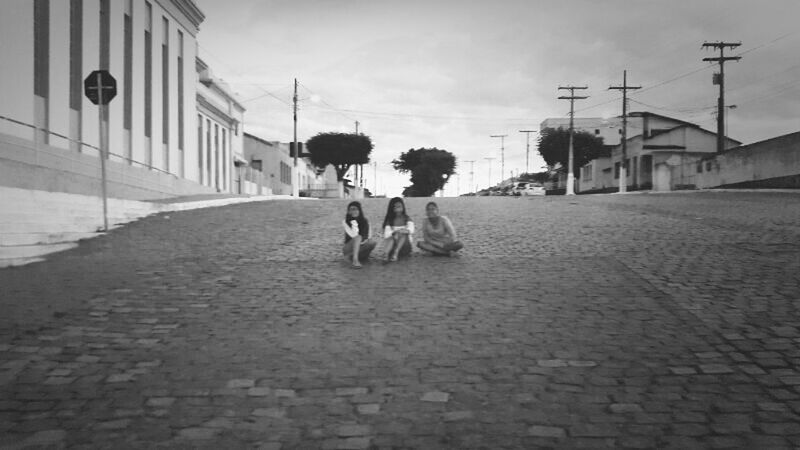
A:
[97,72,109,232]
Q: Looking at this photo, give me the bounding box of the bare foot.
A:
[389,254,398,262]
[352,261,362,269]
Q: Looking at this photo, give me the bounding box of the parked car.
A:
[511,182,545,196]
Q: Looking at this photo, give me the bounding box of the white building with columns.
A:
[0,0,243,200]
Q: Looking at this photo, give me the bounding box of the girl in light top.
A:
[417,201,463,256]
[382,197,414,262]
[342,201,376,268]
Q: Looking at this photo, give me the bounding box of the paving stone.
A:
[528,425,566,438]
[106,373,134,383]
[178,427,220,439]
[610,403,643,413]
[274,389,296,398]
[247,387,271,396]
[420,391,450,402]
[146,397,176,407]
[335,387,368,396]
[226,379,255,389]
[356,404,380,415]
[337,424,371,437]
[95,419,131,430]
[538,359,569,368]
[252,408,286,418]
[699,364,734,374]
[443,410,474,421]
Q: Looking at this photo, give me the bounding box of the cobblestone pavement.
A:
[1,192,800,449]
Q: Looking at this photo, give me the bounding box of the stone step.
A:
[0,242,78,267]
[0,231,102,246]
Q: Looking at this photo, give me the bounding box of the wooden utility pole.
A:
[518,130,537,174]
[609,70,641,193]
[490,134,507,182]
[702,41,741,153]
[558,86,588,195]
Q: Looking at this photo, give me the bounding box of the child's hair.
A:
[345,201,369,239]
[383,197,409,228]
[426,201,438,209]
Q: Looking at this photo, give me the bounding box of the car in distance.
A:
[511,182,545,196]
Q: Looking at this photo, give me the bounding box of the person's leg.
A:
[398,237,412,257]
[358,240,376,262]
[443,241,463,252]
[342,240,355,261]
[390,233,408,261]
[417,240,449,256]
[350,237,362,267]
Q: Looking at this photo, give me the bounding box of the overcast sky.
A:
[194,0,800,197]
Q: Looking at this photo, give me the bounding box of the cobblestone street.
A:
[1,192,800,449]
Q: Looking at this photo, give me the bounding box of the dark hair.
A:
[382,197,409,228]
[345,201,369,241]
[426,201,438,209]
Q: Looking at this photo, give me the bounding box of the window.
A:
[582,164,592,181]
[594,129,600,135]
[251,160,262,171]
[214,124,219,189]
[697,161,703,173]
[222,128,227,190]
[705,161,712,171]
[34,0,50,143]
[144,2,152,140]
[177,31,184,151]
[69,0,83,151]
[206,119,211,184]
[69,0,83,112]
[162,17,169,149]
[123,0,132,135]
[614,162,620,179]
[197,114,203,181]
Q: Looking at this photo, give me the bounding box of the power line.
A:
[702,41,742,153]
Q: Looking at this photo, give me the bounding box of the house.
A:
[243,133,338,197]
[576,112,741,193]
[0,0,243,200]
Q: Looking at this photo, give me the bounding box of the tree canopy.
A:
[537,127,608,173]
[306,132,373,181]
[392,148,456,197]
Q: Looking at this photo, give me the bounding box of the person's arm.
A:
[443,216,457,241]
[421,219,432,242]
[364,222,371,240]
[406,219,415,235]
[383,224,394,239]
[343,220,359,238]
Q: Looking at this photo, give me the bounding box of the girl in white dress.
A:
[381,197,414,262]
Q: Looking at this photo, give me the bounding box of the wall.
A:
[0,131,217,200]
[686,132,800,189]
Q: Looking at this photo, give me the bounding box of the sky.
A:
[194,0,800,197]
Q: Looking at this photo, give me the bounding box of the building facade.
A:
[0,0,242,200]
[243,133,338,197]
[576,112,741,193]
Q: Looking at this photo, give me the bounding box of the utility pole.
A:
[490,134,507,182]
[702,41,741,153]
[558,85,588,195]
[609,70,641,193]
[464,160,475,194]
[292,78,299,197]
[518,130,537,174]
[484,157,495,188]
[373,161,377,197]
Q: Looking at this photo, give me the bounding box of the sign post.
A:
[84,70,117,231]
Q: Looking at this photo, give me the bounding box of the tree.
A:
[537,127,608,174]
[306,132,373,182]
[392,148,456,197]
